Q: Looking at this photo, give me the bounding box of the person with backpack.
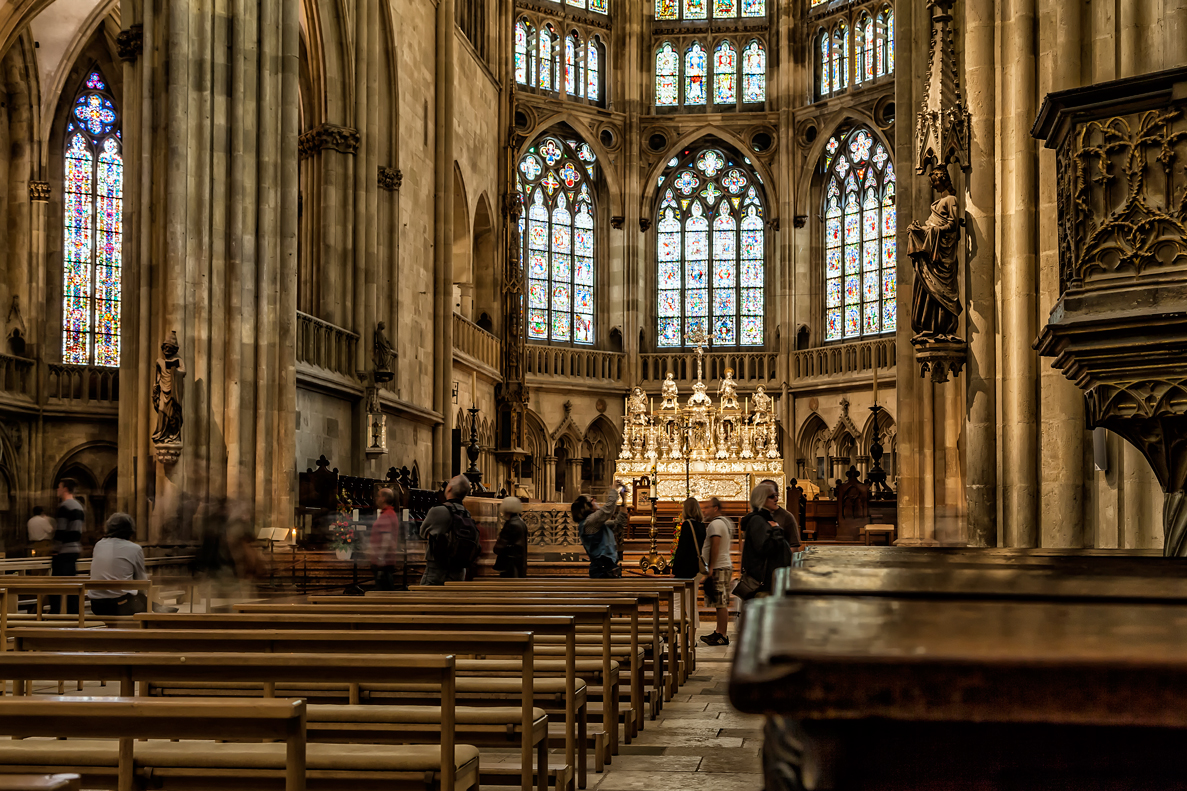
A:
[572,482,624,579]
[735,483,793,600]
[419,475,482,585]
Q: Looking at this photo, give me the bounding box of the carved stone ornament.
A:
[639,218,652,233]
[377,166,402,192]
[1034,66,1187,556]
[914,0,971,173]
[28,181,50,202]
[117,25,143,61]
[152,331,186,462]
[297,124,360,160]
[913,338,967,384]
[610,216,624,230]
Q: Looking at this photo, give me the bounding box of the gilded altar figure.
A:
[716,421,730,459]
[751,385,773,424]
[628,386,649,424]
[660,372,679,409]
[718,368,740,410]
[907,166,962,342]
[687,382,713,456]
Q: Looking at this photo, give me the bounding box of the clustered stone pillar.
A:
[433,0,458,486]
[118,0,300,539]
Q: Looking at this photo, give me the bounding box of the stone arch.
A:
[452,164,472,317]
[795,110,888,218]
[50,440,117,540]
[640,125,779,215]
[471,192,498,332]
[518,113,623,217]
[796,412,829,482]
[582,413,619,491]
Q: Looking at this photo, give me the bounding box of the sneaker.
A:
[700,631,729,646]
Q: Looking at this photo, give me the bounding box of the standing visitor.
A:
[370,488,400,591]
[494,497,528,577]
[573,482,624,578]
[26,506,54,555]
[700,497,735,646]
[88,513,149,616]
[671,497,707,580]
[48,478,84,614]
[760,478,806,554]
[419,475,481,585]
[734,483,793,600]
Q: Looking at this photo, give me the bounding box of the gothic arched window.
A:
[815,4,893,100]
[713,41,736,105]
[538,24,558,92]
[854,12,873,85]
[655,42,680,106]
[514,20,534,85]
[684,42,707,105]
[548,0,608,13]
[655,0,763,20]
[654,39,766,110]
[655,147,765,348]
[518,136,598,345]
[515,17,603,104]
[63,70,122,367]
[877,5,894,76]
[742,40,766,103]
[822,126,896,342]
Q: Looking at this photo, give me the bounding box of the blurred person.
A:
[735,483,793,600]
[700,497,735,646]
[26,506,54,555]
[493,496,528,578]
[573,482,624,579]
[371,488,400,590]
[419,475,480,585]
[760,478,806,553]
[48,478,84,614]
[88,513,148,616]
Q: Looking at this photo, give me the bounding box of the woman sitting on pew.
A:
[88,513,149,615]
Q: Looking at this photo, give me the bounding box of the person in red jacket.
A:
[370,488,400,591]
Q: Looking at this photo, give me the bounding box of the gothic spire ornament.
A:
[915,0,971,174]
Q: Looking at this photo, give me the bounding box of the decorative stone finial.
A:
[915,0,971,173]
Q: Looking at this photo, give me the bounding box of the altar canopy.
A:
[616,335,783,502]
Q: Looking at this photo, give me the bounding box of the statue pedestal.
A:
[912,338,968,383]
[154,442,182,465]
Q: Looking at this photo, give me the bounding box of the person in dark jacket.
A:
[739,483,793,597]
[573,483,623,578]
[671,497,707,580]
[494,497,529,578]
[760,478,806,553]
[49,477,84,614]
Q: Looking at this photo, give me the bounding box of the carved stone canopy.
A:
[298,124,360,160]
[1033,66,1187,555]
[915,0,970,173]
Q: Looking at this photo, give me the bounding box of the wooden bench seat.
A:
[0,774,80,791]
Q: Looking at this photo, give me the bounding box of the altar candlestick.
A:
[471,371,477,407]
[651,397,654,414]
[744,397,749,415]
[872,362,878,405]
[649,480,657,498]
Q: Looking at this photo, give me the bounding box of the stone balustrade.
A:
[526,345,625,382]
[453,313,501,371]
[793,338,896,380]
[296,311,359,378]
[639,350,778,386]
[0,353,35,399]
[46,364,119,407]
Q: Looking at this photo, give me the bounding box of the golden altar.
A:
[615,335,784,503]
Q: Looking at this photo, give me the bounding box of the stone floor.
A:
[587,626,764,791]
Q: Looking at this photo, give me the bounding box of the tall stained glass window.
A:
[822,127,895,342]
[518,136,598,345]
[714,0,736,16]
[655,147,765,348]
[553,0,608,12]
[742,41,765,103]
[685,42,707,105]
[538,25,558,91]
[656,43,680,106]
[514,20,534,85]
[63,70,122,367]
[815,5,893,100]
[587,38,601,100]
[684,0,706,19]
[877,6,893,76]
[855,13,873,84]
[656,0,761,19]
[713,41,736,104]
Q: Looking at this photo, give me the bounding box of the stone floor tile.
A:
[593,771,763,790]
[605,756,703,772]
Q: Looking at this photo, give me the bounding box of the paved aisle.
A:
[589,627,764,791]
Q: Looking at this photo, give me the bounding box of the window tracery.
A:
[515,16,604,105]
[63,70,122,367]
[815,3,892,100]
[654,39,765,110]
[518,136,599,346]
[822,126,896,342]
[655,147,765,348]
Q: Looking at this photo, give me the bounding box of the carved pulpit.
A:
[1034,66,1187,556]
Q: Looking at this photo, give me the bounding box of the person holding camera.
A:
[573,481,625,579]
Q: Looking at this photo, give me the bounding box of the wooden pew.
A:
[0,653,470,791]
[236,601,624,760]
[314,594,648,735]
[730,594,1187,789]
[0,696,307,791]
[131,612,585,788]
[8,630,538,791]
[0,775,79,791]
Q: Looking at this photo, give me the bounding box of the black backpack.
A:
[430,502,482,571]
[761,522,793,588]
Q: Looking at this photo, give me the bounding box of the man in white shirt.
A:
[699,497,735,646]
[26,506,54,545]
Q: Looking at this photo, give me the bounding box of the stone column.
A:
[543,455,557,503]
[962,0,998,547]
[566,458,585,501]
[433,0,458,486]
[1000,0,1038,547]
[1037,0,1084,547]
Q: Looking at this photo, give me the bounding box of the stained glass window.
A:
[832,24,848,95]
[655,147,765,348]
[554,0,608,12]
[566,33,579,96]
[685,42,707,105]
[742,41,765,103]
[656,43,680,106]
[740,0,764,16]
[877,6,894,76]
[822,126,895,342]
[714,0,736,16]
[817,5,893,100]
[657,0,761,19]
[684,0,706,19]
[587,37,601,101]
[63,70,122,367]
[713,41,736,104]
[519,136,597,346]
[588,0,608,12]
[855,13,873,84]
[656,0,678,20]
[538,25,558,91]
[515,21,532,84]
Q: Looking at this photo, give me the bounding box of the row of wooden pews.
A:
[0,575,701,791]
[729,545,1187,790]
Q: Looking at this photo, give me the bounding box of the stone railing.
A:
[793,338,896,379]
[453,313,501,371]
[0,353,35,398]
[297,311,359,379]
[526,345,625,382]
[639,351,778,386]
[46,364,119,406]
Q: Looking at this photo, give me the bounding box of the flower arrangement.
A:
[328,519,354,552]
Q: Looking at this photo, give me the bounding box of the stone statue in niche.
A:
[151,331,185,446]
[373,321,395,382]
[907,166,962,342]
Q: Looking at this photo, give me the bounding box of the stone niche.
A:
[1033,66,1187,556]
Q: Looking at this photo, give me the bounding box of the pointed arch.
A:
[712,40,737,105]
[520,111,623,215]
[472,193,499,331]
[640,126,778,212]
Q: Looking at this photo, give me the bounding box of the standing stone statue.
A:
[907,166,962,342]
[373,321,395,382]
[151,331,186,445]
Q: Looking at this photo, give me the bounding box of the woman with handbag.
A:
[735,483,792,601]
[671,497,709,631]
